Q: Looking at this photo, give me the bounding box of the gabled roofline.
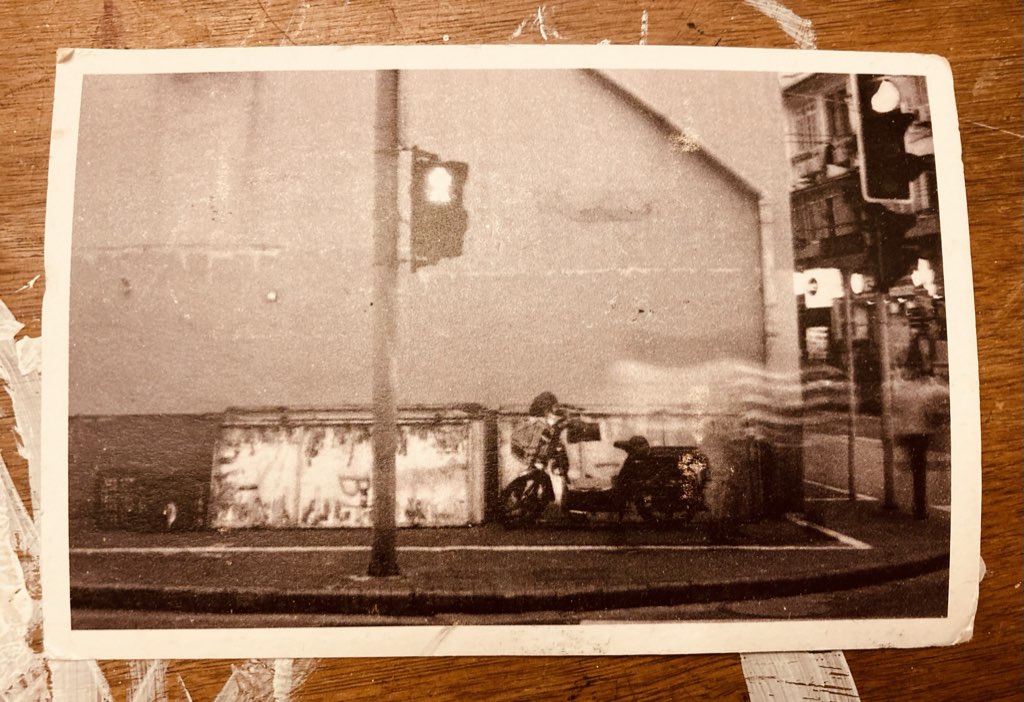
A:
[582,69,764,200]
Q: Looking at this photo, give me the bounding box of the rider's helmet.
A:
[613,435,650,455]
[528,391,559,417]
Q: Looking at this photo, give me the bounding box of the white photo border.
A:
[40,45,980,659]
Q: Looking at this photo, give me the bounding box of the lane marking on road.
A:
[784,514,873,551]
[804,478,879,502]
[70,542,863,556]
[805,479,951,513]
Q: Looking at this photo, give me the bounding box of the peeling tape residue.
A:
[743,0,818,49]
[212,659,316,702]
[741,651,860,701]
[48,661,115,701]
[1,295,321,700]
[0,298,46,700]
[128,660,169,702]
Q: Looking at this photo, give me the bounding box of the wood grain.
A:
[1,1,1020,699]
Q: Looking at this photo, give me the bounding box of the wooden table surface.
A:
[1,1,1020,699]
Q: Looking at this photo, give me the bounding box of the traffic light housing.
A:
[866,203,918,291]
[410,150,469,271]
[854,74,927,202]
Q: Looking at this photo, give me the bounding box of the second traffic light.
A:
[854,74,927,202]
[410,150,469,271]
[866,203,918,292]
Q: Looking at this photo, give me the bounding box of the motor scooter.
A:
[498,410,710,528]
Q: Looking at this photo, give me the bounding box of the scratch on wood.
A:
[177,675,195,702]
[281,1,311,45]
[964,120,1023,139]
[15,276,41,292]
[511,6,564,41]
[536,6,549,41]
[254,0,297,45]
[639,9,649,45]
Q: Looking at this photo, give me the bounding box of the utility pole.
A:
[868,207,898,511]
[876,292,897,510]
[368,69,401,577]
[842,274,858,500]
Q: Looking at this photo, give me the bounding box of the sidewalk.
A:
[70,493,950,624]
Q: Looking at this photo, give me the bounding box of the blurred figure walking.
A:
[890,345,950,519]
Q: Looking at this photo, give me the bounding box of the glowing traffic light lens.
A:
[870,79,901,113]
[425,165,454,203]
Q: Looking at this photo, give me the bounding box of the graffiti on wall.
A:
[209,418,483,528]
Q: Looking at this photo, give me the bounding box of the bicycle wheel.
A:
[498,474,550,528]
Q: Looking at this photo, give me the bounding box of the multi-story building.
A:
[782,72,946,410]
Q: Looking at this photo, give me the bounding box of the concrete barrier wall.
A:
[69,414,223,530]
[497,408,757,519]
[208,408,486,528]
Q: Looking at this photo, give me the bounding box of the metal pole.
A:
[843,275,858,501]
[876,293,896,510]
[368,69,401,577]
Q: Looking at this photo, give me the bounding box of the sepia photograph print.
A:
[40,46,980,659]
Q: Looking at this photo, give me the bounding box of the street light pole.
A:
[368,69,401,577]
[876,293,897,510]
[842,274,858,500]
[869,207,898,511]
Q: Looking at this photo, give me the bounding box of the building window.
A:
[911,169,939,213]
[793,204,815,249]
[825,88,851,138]
[823,197,837,238]
[791,98,820,154]
[792,182,862,249]
[897,76,930,122]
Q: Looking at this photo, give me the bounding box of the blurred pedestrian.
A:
[890,346,950,519]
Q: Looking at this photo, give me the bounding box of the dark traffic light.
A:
[854,74,927,202]
[866,203,918,291]
[410,149,468,271]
